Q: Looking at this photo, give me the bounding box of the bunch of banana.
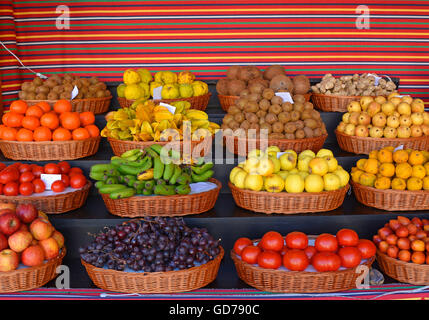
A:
[101,100,220,142]
[89,144,214,199]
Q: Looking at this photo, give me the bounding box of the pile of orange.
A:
[0,100,100,142]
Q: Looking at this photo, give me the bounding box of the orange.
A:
[37,101,51,113]
[52,127,72,141]
[9,100,28,114]
[26,105,44,118]
[21,116,40,131]
[84,124,99,137]
[72,127,90,140]
[0,124,5,139]
[79,112,95,126]
[60,112,81,130]
[33,126,52,141]
[1,127,17,141]
[16,128,33,141]
[2,112,24,128]
[40,112,59,130]
[53,99,72,114]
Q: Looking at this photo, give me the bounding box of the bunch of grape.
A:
[79,217,221,272]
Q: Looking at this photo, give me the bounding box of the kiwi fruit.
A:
[278,112,291,123]
[35,92,47,100]
[228,79,247,96]
[245,112,258,124]
[244,101,259,113]
[313,128,323,137]
[300,109,313,120]
[216,79,230,95]
[248,78,268,89]
[290,110,301,122]
[88,85,99,93]
[295,120,305,130]
[285,133,295,139]
[21,82,31,91]
[260,123,272,134]
[272,121,284,133]
[263,65,286,80]
[238,66,262,82]
[226,66,241,80]
[295,129,305,139]
[84,91,94,99]
[228,120,240,130]
[89,76,98,85]
[104,90,111,97]
[262,88,275,100]
[270,74,294,92]
[63,83,74,92]
[268,104,282,115]
[248,82,265,95]
[304,118,318,129]
[26,92,36,100]
[256,110,267,119]
[36,85,49,94]
[270,96,283,105]
[293,94,306,104]
[293,102,305,113]
[240,120,251,130]
[282,102,293,112]
[284,122,297,134]
[18,91,27,99]
[304,102,314,110]
[269,133,285,139]
[234,113,245,123]
[52,85,63,94]
[249,123,260,131]
[33,77,43,86]
[293,75,310,95]
[96,90,105,98]
[239,89,250,98]
[47,92,59,100]
[228,105,240,115]
[311,110,321,120]
[81,78,91,87]
[45,78,57,88]
[236,98,248,110]
[247,92,261,102]
[303,127,314,138]
[258,99,270,111]
[265,113,278,125]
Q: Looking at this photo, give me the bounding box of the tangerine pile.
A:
[0,100,99,142]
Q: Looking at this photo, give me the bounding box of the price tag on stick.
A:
[40,174,62,190]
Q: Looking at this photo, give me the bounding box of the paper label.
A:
[153,86,163,100]
[71,85,79,100]
[40,174,62,190]
[275,92,294,104]
[160,102,176,114]
[394,145,404,152]
[276,151,287,159]
[368,73,382,86]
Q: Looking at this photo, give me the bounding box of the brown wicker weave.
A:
[376,250,429,285]
[117,92,211,111]
[101,178,221,217]
[24,96,111,114]
[82,246,224,293]
[0,136,100,160]
[224,134,327,157]
[0,182,91,214]
[311,93,361,112]
[231,240,375,293]
[107,137,212,157]
[229,182,349,214]
[335,130,429,155]
[351,180,429,211]
[0,248,66,293]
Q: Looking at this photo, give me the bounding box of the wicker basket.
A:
[224,134,327,157]
[101,178,221,217]
[335,130,429,155]
[229,182,349,214]
[0,136,100,161]
[117,93,211,111]
[107,137,212,157]
[24,96,111,114]
[82,246,224,293]
[0,182,91,214]
[231,239,375,293]
[351,180,429,211]
[376,250,429,285]
[218,93,312,112]
[311,93,361,112]
[0,248,66,293]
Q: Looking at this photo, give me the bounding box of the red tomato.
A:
[357,239,376,259]
[19,182,34,196]
[44,163,60,174]
[51,180,66,193]
[58,161,71,174]
[257,251,282,269]
[3,181,19,196]
[387,246,399,259]
[0,184,3,195]
[304,245,317,261]
[259,231,284,252]
[283,249,309,271]
[0,167,20,184]
[285,231,308,250]
[241,245,261,265]
[69,167,84,176]
[397,237,411,250]
[61,174,70,188]
[395,226,409,238]
[233,238,253,255]
[18,164,32,173]
[70,173,86,189]
[0,163,6,172]
[280,246,288,255]
[398,250,411,262]
[32,179,46,193]
[336,229,359,247]
[338,247,362,268]
[315,234,338,252]
[311,252,341,272]
[378,227,393,240]
[19,171,35,183]
[31,165,44,178]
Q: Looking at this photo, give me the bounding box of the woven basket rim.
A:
[24,96,112,104]
[218,92,312,99]
[117,92,211,104]
[81,245,224,276]
[107,136,209,145]
[311,92,362,99]
[351,179,429,196]
[229,181,349,198]
[377,250,429,270]
[335,129,429,143]
[224,133,328,144]
[0,135,100,146]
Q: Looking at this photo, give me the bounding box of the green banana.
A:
[176,173,191,185]
[191,162,214,175]
[163,162,175,181]
[169,165,182,185]
[145,147,159,158]
[194,157,205,167]
[95,181,105,189]
[109,188,135,199]
[120,149,141,159]
[156,179,167,185]
[175,184,191,195]
[117,165,144,176]
[154,184,176,196]
[144,179,156,190]
[133,180,146,190]
[98,184,128,194]
[104,176,119,185]
[126,177,137,187]
[150,144,163,155]
[91,164,116,173]
[191,169,214,182]
[142,188,153,196]
[153,155,165,180]
[135,187,144,195]
[89,171,105,181]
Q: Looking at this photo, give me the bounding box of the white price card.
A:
[71,85,79,100]
[275,92,294,104]
[394,145,404,152]
[153,86,163,100]
[40,174,62,190]
[159,102,176,114]
[368,73,382,86]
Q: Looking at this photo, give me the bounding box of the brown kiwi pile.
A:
[216,65,311,96]
[221,88,327,139]
[18,74,111,100]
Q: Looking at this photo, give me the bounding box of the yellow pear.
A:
[297,155,313,172]
[229,167,244,183]
[289,168,299,174]
[233,170,247,189]
[279,153,297,171]
[264,174,285,193]
[316,149,334,158]
[277,171,289,180]
[308,157,329,176]
[298,150,316,160]
[323,173,341,191]
[266,146,281,154]
[269,155,281,173]
[305,174,324,192]
[244,174,264,191]
[298,171,309,180]
[285,174,305,193]
[284,149,298,159]
[248,149,264,159]
[243,157,260,174]
[256,158,275,176]
[333,168,350,187]
[323,155,339,172]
